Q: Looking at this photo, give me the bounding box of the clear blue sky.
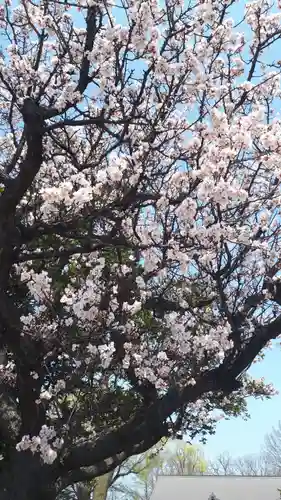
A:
[201,345,281,459]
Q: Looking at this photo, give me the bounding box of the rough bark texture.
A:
[0,453,55,500]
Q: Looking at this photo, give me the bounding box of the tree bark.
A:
[0,452,56,500]
[93,471,114,500]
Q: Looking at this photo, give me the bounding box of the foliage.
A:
[0,0,281,498]
[108,441,207,500]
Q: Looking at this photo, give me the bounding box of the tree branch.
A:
[56,441,148,493]
[60,314,281,476]
[42,6,102,120]
[0,383,21,445]
[0,98,44,214]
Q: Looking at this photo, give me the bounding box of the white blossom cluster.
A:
[16,426,63,465]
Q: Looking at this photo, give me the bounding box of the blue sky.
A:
[202,344,281,459]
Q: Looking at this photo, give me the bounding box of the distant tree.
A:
[208,452,235,476]
[209,451,276,477]
[161,443,207,476]
[234,454,273,476]
[108,441,207,500]
[263,421,281,474]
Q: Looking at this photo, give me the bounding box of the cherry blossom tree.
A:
[0,0,281,498]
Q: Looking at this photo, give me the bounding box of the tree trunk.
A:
[75,484,92,500]
[0,452,56,500]
[93,471,114,500]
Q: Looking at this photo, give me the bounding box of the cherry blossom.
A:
[0,0,281,498]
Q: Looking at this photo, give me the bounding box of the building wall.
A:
[150,475,281,500]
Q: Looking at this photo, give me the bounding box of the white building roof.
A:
[150,475,281,500]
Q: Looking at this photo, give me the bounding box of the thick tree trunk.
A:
[0,452,56,500]
[93,471,114,500]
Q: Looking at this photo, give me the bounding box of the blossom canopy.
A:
[0,0,281,498]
